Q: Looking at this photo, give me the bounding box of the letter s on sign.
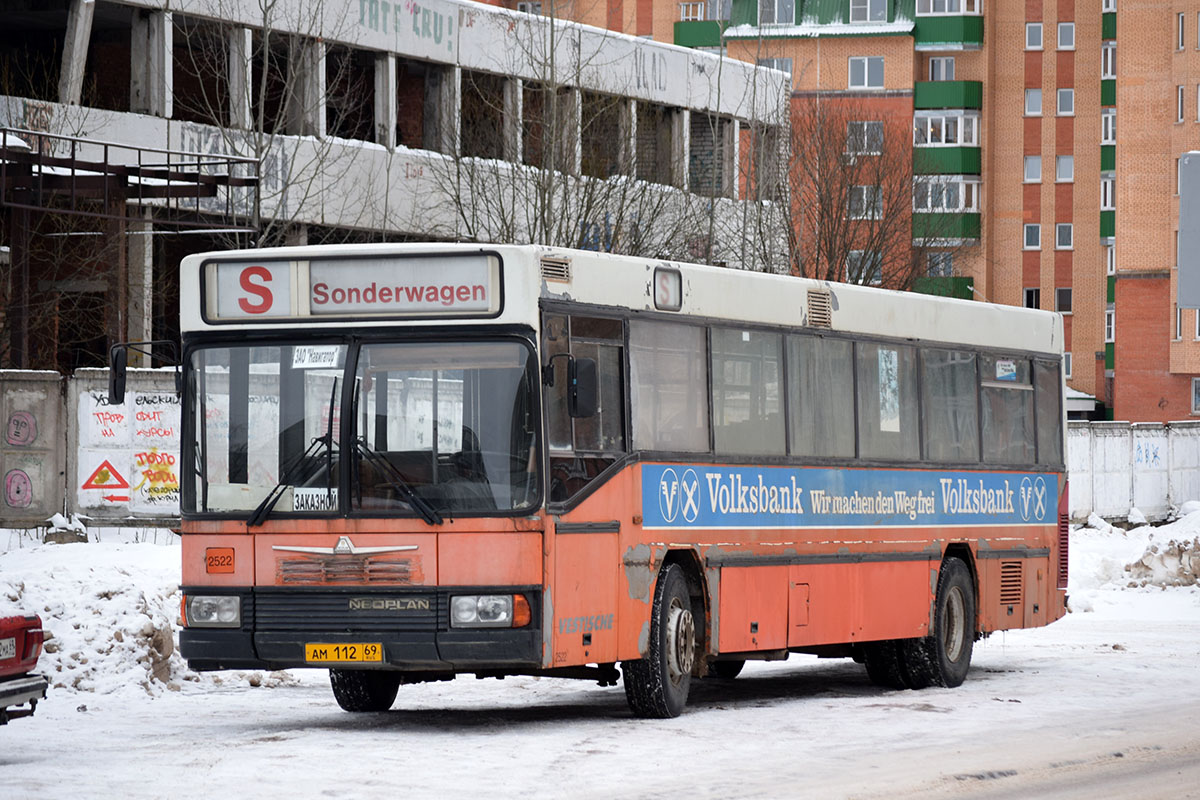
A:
[238,266,274,314]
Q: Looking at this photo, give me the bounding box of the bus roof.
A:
[180,243,1063,357]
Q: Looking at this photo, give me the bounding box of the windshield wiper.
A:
[248,378,339,527]
[356,438,443,525]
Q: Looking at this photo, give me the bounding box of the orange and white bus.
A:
[111,243,1067,718]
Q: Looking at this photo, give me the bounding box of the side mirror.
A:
[568,357,598,418]
[108,345,128,405]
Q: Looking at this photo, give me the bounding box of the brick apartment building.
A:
[507,0,1198,422]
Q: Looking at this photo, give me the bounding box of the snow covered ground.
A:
[2,517,1199,799]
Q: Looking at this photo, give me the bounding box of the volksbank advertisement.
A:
[642,464,1056,529]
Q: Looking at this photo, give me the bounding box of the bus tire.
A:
[622,564,696,718]
[329,668,401,712]
[902,557,976,689]
[707,659,745,680]
[862,640,910,690]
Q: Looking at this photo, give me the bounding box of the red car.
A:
[0,614,48,724]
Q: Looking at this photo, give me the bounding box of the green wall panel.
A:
[913,147,981,175]
[912,276,975,299]
[912,212,981,240]
[913,15,984,48]
[914,81,983,110]
[1103,12,1116,40]
[674,21,724,48]
[1101,80,1116,107]
[1100,210,1115,238]
[1101,145,1115,172]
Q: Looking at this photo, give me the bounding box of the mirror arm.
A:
[541,352,575,387]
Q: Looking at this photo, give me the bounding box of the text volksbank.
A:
[642,465,1053,529]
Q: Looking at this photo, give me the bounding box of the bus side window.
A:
[786,335,855,458]
[981,356,1036,464]
[856,343,920,461]
[1033,360,1064,465]
[629,319,710,453]
[712,328,784,456]
[922,348,980,463]
[544,313,626,503]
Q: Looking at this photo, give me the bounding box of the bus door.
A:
[542,313,626,667]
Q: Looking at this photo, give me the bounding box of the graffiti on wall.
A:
[2,382,59,517]
[77,388,181,515]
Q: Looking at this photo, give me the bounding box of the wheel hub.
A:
[665,599,695,682]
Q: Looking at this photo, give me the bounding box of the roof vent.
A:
[541,257,571,283]
[807,289,832,328]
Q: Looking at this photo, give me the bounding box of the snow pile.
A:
[1126,535,1200,587]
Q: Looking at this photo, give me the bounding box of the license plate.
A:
[0,637,15,660]
[304,643,383,663]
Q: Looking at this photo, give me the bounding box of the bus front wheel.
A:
[622,564,696,718]
[329,668,401,712]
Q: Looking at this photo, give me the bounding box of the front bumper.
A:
[0,673,49,723]
[180,586,542,672]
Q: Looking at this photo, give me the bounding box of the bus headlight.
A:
[185,595,241,628]
[450,594,531,628]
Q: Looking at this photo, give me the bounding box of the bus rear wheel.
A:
[902,557,976,689]
[329,668,401,712]
[622,564,696,718]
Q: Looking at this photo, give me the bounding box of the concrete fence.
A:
[1,370,1195,527]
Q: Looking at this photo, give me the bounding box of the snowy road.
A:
[2,524,1199,799]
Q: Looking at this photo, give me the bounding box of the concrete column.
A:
[131,10,173,117]
[58,0,95,106]
[619,98,635,175]
[126,211,154,364]
[565,87,581,176]
[290,37,325,137]
[375,53,397,148]
[284,225,309,246]
[228,27,253,129]
[502,77,522,164]
[430,65,461,155]
[725,117,739,200]
[673,108,690,191]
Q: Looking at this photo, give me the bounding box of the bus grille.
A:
[275,555,419,585]
[807,289,833,328]
[999,561,1023,606]
[253,592,442,633]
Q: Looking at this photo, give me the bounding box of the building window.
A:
[1107,244,1116,274]
[1055,287,1073,313]
[850,0,886,23]
[846,250,883,285]
[1101,108,1116,143]
[1102,43,1116,79]
[1025,89,1042,115]
[757,57,793,74]
[1056,222,1074,249]
[849,185,883,218]
[1105,308,1115,342]
[916,0,982,13]
[1026,22,1043,50]
[927,252,954,277]
[1101,173,1115,210]
[1179,13,1186,51]
[1177,156,1183,195]
[1058,22,1075,50]
[929,56,955,81]
[1056,155,1074,183]
[1024,287,1041,309]
[849,56,884,89]
[1024,155,1042,182]
[1192,378,1200,414]
[846,120,884,154]
[759,0,794,25]
[1179,85,1186,122]
[679,2,704,21]
[912,177,980,213]
[1024,223,1041,249]
[1057,88,1074,116]
[1103,0,1116,11]
[517,1,543,13]
[1063,352,1073,379]
[1177,305,1183,340]
[913,112,979,146]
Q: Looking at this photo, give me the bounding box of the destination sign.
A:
[205,255,500,322]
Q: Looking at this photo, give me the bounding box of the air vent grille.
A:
[807,289,832,328]
[1057,512,1070,589]
[541,257,571,283]
[999,561,1023,606]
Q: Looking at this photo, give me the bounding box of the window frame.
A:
[848,56,885,90]
[1025,88,1043,116]
[849,0,887,23]
[1057,88,1075,116]
[1024,287,1041,309]
[1055,286,1073,313]
[846,120,884,155]
[849,184,884,219]
[1179,85,1186,123]
[1055,222,1074,250]
[1101,108,1116,144]
[1024,155,1042,183]
[1055,154,1074,183]
[912,175,980,213]
[928,56,956,81]
[1024,223,1041,250]
[1102,42,1116,80]
[1101,173,1115,210]
[1180,12,1186,51]
[916,0,982,15]
[1057,21,1075,50]
[1025,22,1043,50]
[913,111,980,147]
[1192,377,1200,414]
[1105,308,1115,343]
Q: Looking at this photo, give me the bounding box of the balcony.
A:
[913,146,981,175]
[912,275,975,299]
[913,15,984,50]
[913,212,981,242]
[674,20,724,48]
[914,81,983,110]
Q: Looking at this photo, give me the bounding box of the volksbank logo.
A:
[658,468,700,523]
[1018,476,1049,522]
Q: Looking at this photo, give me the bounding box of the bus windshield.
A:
[186,338,540,517]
